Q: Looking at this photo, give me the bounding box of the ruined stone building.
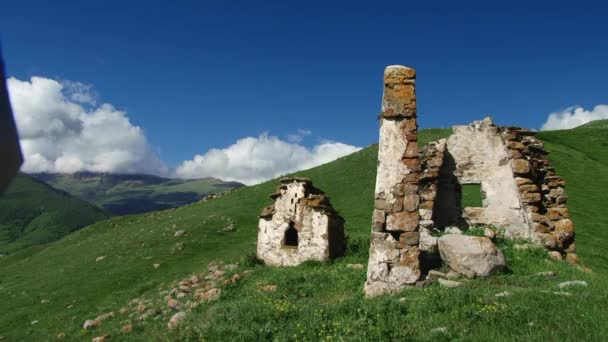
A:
[364,65,576,296]
[257,177,346,266]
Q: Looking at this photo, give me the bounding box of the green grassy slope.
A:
[576,119,608,129]
[0,127,606,341]
[31,172,244,215]
[0,174,110,254]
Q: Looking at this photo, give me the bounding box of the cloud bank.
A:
[541,105,608,130]
[8,76,167,175]
[175,135,361,185]
[8,76,361,184]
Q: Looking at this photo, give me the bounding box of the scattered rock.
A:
[346,263,364,270]
[56,332,65,339]
[174,230,186,237]
[190,275,200,284]
[31,320,39,325]
[40,299,50,304]
[552,291,571,296]
[548,251,563,261]
[416,279,433,288]
[95,256,106,262]
[445,227,463,235]
[222,224,237,232]
[195,288,221,302]
[576,265,593,273]
[92,334,110,342]
[426,270,447,280]
[176,292,187,299]
[167,312,187,330]
[119,307,128,315]
[258,284,278,293]
[566,253,579,265]
[95,312,114,322]
[431,327,447,334]
[495,291,511,297]
[224,264,238,271]
[167,298,182,309]
[483,227,497,240]
[446,269,460,279]
[83,319,100,330]
[438,235,506,278]
[153,263,160,269]
[438,278,462,288]
[558,280,588,289]
[136,304,146,313]
[121,324,133,334]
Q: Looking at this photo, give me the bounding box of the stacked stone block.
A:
[500,128,576,260]
[364,65,423,297]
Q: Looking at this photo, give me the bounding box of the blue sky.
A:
[1,0,607,183]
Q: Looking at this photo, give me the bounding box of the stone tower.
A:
[364,65,422,296]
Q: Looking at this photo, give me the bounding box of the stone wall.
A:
[445,118,529,238]
[364,65,422,297]
[500,127,577,260]
[257,177,345,266]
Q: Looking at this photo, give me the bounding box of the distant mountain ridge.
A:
[30,172,244,215]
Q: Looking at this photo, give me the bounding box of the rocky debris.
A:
[95,256,106,262]
[92,333,111,342]
[153,263,160,269]
[167,312,187,330]
[222,224,237,232]
[83,319,100,330]
[426,270,447,280]
[484,227,497,240]
[136,304,147,313]
[438,235,506,278]
[416,279,434,288]
[446,269,460,279]
[95,312,114,322]
[438,278,462,288]
[258,284,278,293]
[558,280,588,289]
[30,320,39,325]
[121,324,133,334]
[174,230,186,237]
[224,264,238,271]
[552,291,571,296]
[445,227,463,235]
[548,251,563,261]
[431,327,447,334]
[566,253,579,265]
[56,332,65,339]
[514,244,533,250]
[119,307,128,315]
[194,288,221,302]
[346,263,364,270]
[167,298,182,310]
[40,299,50,304]
[495,291,511,297]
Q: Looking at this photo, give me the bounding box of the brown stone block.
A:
[384,66,416,82]
[374,198,387,210]
[553,230,574,245]
[554,219,574,233]
[392,197,404,213]
[401,118,418,134]
[405,132,418,142]
[419,200,434,210]
[522,192,541,203]
[399,246,420,268]
[386,211,420,232]
[402,158,420,171]
[403,194,420,212]
[519,184,540,193]
[566,253,579,265]
[556,195,568,204]
[515,177,533,186]
[564,242,576,253]
[372,209,386,232]
[546,207,569,221]
[536,233,559,250]
[508,150,524,159]
[507,141,525,151]
[403,141,418,158]
[403,173,420,183]
[511,159,531,175]
[526,205,540,213]
[399,231,420,246]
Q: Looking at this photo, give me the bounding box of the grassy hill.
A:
[0,127,606,341]
[0,174,109,254]
[576,119,608,129]
[30,172,244,215]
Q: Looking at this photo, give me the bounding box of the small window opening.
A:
[283,221,299,247]
[461,183,483,207]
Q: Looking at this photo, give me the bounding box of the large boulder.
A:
[438,235,506,278]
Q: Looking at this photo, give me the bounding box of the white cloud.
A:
[286,129,312,143]
[176,134,361,185]
[7,76,167,175]
[541,105,608,130]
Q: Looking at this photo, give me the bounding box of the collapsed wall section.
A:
[500,128,576,259]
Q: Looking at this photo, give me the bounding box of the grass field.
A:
[0,174,109,254]
[0,126,606,341]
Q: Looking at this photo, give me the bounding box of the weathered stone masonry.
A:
[364,66,422,296]
[257,177,345,266]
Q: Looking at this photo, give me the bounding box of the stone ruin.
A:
[364,65,576,296]
[257,177,346,266]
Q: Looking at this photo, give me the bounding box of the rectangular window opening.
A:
[461,183,483,207]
